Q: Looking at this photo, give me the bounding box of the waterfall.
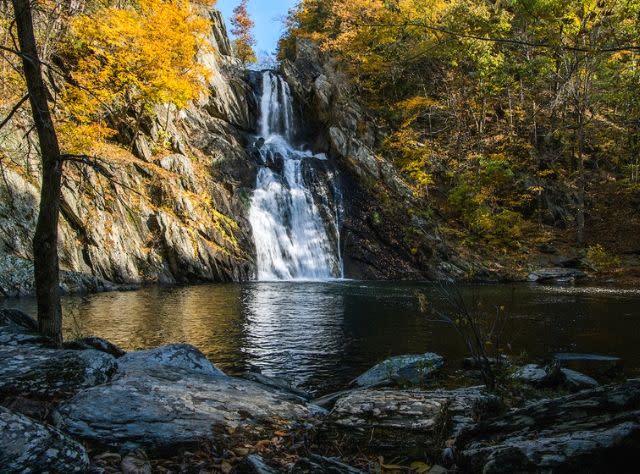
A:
[249,71,342,281]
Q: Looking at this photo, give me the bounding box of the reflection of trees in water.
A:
[240,283,346,388]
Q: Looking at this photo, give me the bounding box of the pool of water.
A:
[3,281,639,394]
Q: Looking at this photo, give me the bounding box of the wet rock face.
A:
[0,407,89,474]
[457,379,640,474]
[280,39,448,280]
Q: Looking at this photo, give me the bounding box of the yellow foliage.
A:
[58,0,213,154]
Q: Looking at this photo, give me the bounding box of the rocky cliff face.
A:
[0,10,260,297]
[280,40,455,280]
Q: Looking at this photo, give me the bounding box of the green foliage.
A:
[586,244,621,273]
[286,0,640,246]
[448,157,524,245]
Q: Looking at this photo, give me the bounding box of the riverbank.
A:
[2,308,638,473]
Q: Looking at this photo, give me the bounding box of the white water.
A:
[249,71,341,281]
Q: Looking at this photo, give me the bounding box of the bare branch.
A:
[0,92,29,130]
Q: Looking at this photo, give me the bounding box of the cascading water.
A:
[249,71,342,281]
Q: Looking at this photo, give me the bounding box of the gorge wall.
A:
[0,10,258,297]
[0,8,461,298]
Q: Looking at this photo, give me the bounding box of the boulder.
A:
[0,345,117,398]
[0,406,89,473]
[54,367,323,451]
[512,364,560,386]
[512,364,599,391]
[553,352,623,378]
[116,343,224,377]
[527,268,586,283]
[457,379,640,473]
[561,368,599,390]
[331,386,501,455]
[352,353,444,387]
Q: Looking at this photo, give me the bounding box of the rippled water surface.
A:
[4,282,640,393]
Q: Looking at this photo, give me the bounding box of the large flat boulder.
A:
[457,379,640,473]
[0,345,117,398]
[54,367,323,451]
[352,353,444,387]
[116,343,224,377]
[0,406,89,473]
[330,386,500,455]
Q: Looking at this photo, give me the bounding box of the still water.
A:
[3,281,639,394]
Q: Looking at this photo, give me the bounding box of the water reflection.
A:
[240,283,346,387]
[2,282,639,393]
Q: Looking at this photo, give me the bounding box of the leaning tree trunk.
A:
[12,0,63,346]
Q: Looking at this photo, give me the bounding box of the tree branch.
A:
[361,20,640,54]
[0,93,29,130]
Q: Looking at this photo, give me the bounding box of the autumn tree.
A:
[0,0,218,344]
[231,0,256,65]
[59,0,213,154]
[285,0,640,247]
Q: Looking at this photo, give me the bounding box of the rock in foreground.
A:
[352,353,444,387]
[331,386,500,455]
[54,343,322,451]
[0,406,89,473]
[457,379,640,473]
[0,344,117,398]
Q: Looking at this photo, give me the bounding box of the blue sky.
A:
[216,0,299,56]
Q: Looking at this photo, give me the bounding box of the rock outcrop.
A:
[0,7,258,297]
[54,343,322,451]
[0,311,118,398]
[352,353,444,387]
[0,407,89,474]
[279,39,453,280]
[330,386,500,457]
[457,379,640,473]
[0,344,117,398]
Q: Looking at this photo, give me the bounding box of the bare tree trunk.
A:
[12,0,63,346]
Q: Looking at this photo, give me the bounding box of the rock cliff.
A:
[280,39,454,280]
[0,9,259,297]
